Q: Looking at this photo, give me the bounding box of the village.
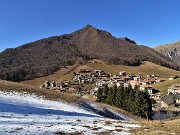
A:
[40,68,180,113]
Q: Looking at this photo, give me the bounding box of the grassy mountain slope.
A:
[22,60,180,87]
[0,25,178,82]
[86,60,180,78]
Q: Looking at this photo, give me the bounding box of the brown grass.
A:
[105,121,112,125]
[87,60,180,79]
[97,102,144,121]
[0,80,81,103]
[132,119,180,135]
[22,64,93,87]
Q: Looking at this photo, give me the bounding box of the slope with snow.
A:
[0,91,140,135]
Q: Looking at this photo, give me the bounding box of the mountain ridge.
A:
[0,25,179,82]
[154,41,180,66]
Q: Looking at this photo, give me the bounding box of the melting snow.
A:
[0,91,140,135]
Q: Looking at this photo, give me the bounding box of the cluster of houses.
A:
[161,84,180,108]
[40,81,69,92]
[161,76,180,109]
[40,69,165,96]
[40,68,180,111]
[92,71,164,95]
[72,69,159,95]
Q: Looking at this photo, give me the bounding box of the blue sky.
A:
[0,0,180,52]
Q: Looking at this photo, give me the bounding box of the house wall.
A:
[161,101,169,108]
[176,99,180,104]
[168,89,180,94]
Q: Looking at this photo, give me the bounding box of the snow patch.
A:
[0,91,140,134]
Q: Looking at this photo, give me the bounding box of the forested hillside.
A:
[0,25,178,82]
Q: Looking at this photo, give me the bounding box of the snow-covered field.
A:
[0,91,140,135]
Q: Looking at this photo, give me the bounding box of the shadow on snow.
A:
[0,102,101,118]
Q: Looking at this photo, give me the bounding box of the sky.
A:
[0,0,180,52]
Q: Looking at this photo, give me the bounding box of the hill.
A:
[0,79,79,103]
[1,80,180,134]
[152,78,180,95]
[22,60,180,88]
[154,41,180,66]
[0,82,141,134]
[0,25,178,82]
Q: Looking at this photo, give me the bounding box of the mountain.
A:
[0,25,178,82]
[154,41,180,66]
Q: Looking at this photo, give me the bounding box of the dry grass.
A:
[132,118,180,135]
[0,80,81,103]
[87,60,180,79]
[21,65,79,87]
[152,78,180,95]
[22,64,93,87]
[97,102,144,121]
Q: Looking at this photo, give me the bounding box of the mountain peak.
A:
[82,24,97,31]
[84,24,94,28]
[0,25,179,82]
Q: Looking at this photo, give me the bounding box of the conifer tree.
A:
[116,84,123,107]
[106,87,114,105]
[97,84,152,119]
[104,85,109,99]
[97,87,103,102]
[112,85,118,105]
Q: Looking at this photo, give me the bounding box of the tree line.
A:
[97,84,152,119]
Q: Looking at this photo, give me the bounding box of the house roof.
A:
[169,76,179,78]
[168,84,180,90]
[174,93,180,99]
[140,84,152,88]
[161,93,180,105]
[161,94,175,105]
